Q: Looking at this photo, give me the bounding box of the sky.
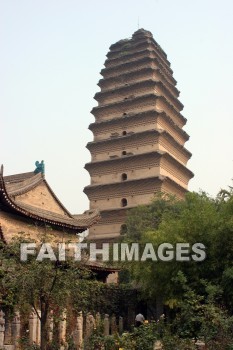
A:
[1,0,233,214]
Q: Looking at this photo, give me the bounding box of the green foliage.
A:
[125,192,179,241]
[18,335,41,350]
[0,237,95,350]
[86,322,159,350]
[0,238,92,313]
[162,275,233,349]
[162,335,196,350]
[71,281,135,317]
[123,190,233,311]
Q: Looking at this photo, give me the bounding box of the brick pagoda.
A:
[84,28,193,242]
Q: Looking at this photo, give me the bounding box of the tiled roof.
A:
[0,168,100,231]
[5,172,44,196]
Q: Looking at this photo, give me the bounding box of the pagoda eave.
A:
[85,150,194,179]
[86,128,191,160]
[95,79,184,111]
[100,56,176,85]
[89,110,189,141]
[91,93,186,126]
[84,175,187,196]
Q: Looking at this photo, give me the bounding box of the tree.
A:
[0,237,92,350]
[123,189,233,312]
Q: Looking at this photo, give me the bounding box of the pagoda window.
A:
[123,112,127,115]
[121,198,128,207]
[121,173,127,181]
[122,151,127,156]
[122,131,127,136]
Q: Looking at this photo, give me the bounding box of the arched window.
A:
[121,198,128,207]
[121,173,127,181]
[122,131,127,136]
[120,224,128,235]
[122,151,127,156]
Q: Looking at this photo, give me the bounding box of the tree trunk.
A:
[40,301,49,350]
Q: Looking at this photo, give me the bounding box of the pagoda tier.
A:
[94,80,184,112]
[84,28,193,241]
[89,111,189,145]
[87,129,191,165]
[101,56,176,86]
[91,94,186,128]
[85,151,193,188]
[98,66,179,98]
[84,176,187,207]
[85,176,187,242]
[107,35,172,74]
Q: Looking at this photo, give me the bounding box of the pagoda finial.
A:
[0,164,3,176]
[34,160,45,175]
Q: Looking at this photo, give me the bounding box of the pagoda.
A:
[84,29,194,242]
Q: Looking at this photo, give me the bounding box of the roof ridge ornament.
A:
[34,160,45,175]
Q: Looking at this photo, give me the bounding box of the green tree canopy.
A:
[124,189,233,311]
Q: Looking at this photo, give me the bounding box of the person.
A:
[135,313,145,327]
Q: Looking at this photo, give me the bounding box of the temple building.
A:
[0,164,100,244]
[84,28,194,242]
[0,163,117,282]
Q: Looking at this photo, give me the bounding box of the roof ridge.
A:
[0,167,100,231]
[4,171,35,183]
[6,172,43,196]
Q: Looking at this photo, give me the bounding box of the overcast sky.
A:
[1,0,233,214]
